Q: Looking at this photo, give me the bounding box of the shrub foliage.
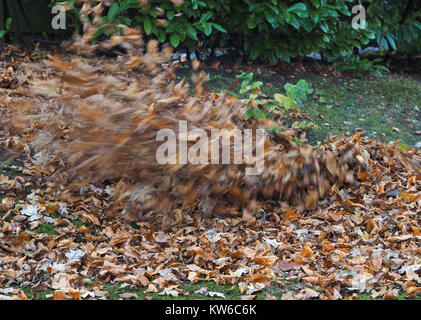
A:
[54,0,421,64]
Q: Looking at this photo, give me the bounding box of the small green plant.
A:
[269,125,286,134]
[236,72,266,120]
[291,119,317,131]
[270,79,313,113]
[399,143,408,152]
[334,56,390,78]
[294,136,305,146]
[0,17,12,40]
[236,73,317,134]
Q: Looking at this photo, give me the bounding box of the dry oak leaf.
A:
[145,284,159,293]
[284,211,299,221]
[276,261,300,272]
[109,229,131,246]
[119,293,138,299]
[53,291,71,300]
[137,275,150,287]
[81,212,100,225]
[238,247,257,259]
[299,245,314,258]
[405,287,421,296]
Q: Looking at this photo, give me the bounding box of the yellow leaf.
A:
[411,226,421,236]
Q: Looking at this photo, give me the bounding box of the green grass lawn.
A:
[14,278,421,300]
[177,66,421,148]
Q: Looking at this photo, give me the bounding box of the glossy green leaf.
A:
[170,33,180,47]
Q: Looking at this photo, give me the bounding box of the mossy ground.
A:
[177,66,421,147]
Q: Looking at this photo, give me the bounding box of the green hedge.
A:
[366,0,421,54]
[45,0,421,63]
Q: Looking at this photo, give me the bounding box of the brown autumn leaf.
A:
[53,291,71,300]
[81,212,100,226]
[284,211,298,220]
[358,172,370,180]
[238,247,257,259]
[119,293,138,299]
[137,275,150,287]
[145,284,159,293]
[109,230,131,246]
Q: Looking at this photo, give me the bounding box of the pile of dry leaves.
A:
[0,13,420,300]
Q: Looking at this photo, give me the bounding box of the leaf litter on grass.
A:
[0,8,420,300]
